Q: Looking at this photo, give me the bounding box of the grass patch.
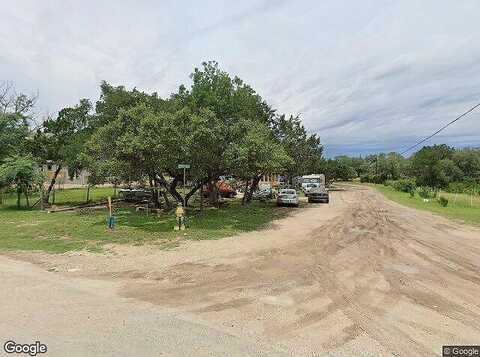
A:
[0,186,117,208]
[369,184,480,225]
[0,192,287,253]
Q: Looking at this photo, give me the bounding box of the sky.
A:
[1,0,480,157]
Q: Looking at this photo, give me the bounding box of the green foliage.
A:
[34,99,93,174]
[438,196,449,207]
[0,156,43,188]
[360,174,374,183]
[452,148,480,182]
[373,184,480,225]
[226,120,291,180]
[325,157,357,181]
[0,156,44,207]
[0,82,37,163]
[447,181,480,195]
[391,178,416,193]
[83,62,306,206]
[418,186,434,199]
[331,145,480,195]
[272,114,323,180]
[410,145,462,189]
[0,113,30,161]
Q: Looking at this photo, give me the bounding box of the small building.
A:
[40,162,89,188]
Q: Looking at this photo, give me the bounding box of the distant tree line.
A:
[324,145,480,194]
[0,62,324,208]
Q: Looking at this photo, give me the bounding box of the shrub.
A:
[384,180,395,187]
[438,196,448,207]
[360,174,373,183]
[372,175,385,184]
[418,186,433,199]
[447,181,480,195]
[409,189,415,198]
[391,179,416,193]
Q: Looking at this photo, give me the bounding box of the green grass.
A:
[0,186,117,208]
[0,189,287,253]
[370,184,480,225]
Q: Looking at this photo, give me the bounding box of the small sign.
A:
[178,164,190,169]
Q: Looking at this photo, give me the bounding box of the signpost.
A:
[107,196,115,230]
[177,164,190,207]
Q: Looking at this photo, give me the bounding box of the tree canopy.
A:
[79,61,324,206]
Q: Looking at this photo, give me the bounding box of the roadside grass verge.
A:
[369,184,480,225]
[0,196,287,253]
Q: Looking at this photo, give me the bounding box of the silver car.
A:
[277,189,299,207]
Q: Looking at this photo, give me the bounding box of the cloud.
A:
[2,0,480,157]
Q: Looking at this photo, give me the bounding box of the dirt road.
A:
[3,185,480,356]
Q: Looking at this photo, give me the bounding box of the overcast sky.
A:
[2,0,479,157]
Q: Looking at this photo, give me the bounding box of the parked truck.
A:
[301,174,329,203]
[301,174,325,194]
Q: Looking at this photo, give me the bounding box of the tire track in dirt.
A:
[14,185,480,356]
[117,186,480,355]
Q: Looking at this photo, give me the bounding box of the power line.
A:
[400,102,480,155]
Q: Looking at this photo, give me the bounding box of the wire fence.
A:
[438,191,480,209]
[0,186,117,208]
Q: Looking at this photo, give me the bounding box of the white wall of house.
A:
[41,164,89,187]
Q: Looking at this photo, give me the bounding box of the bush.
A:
[409,189,415,198]
[360,174,373,183]
[418,186,433,199]
[438,196,448,207]
[390,179,416,193]
[447,181,480,195]
[384,180,395,187]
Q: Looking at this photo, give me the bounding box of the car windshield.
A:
[280,189,296,195]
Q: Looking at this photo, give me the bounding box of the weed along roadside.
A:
[366,183,480,225]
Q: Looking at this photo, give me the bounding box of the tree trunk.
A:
[17,187,21,208]
[40,185,44,210]
[244,175,262,204]
[200,185,204,211]
[185,181,204,207]
[208,180,219,206]
[86,185,91,203]
[152,177,162,209]
[160,189,170,209]
[242,180,249,205]
[169,176,183,204]
[148,176,158,208]
[44,165,62,204]
[24,186,30,208]
[155,174,171,209]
